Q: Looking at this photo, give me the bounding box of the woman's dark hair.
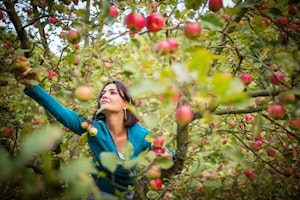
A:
[92,80,139,127]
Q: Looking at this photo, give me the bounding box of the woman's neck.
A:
[105,113,126,136]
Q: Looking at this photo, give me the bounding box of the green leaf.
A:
[100,0,110,17]
[79,132,88,146]
[130,79,166,98]
[220,92,249,105]
[221,146,249,169]
[202,14,223,31]
[211,73,233,95]
[205,180,222,188]
[61,158,97,181]
[143,113,159,129]
[100,152,120,173]
[186,47,214,82]
[191,158,206,177]
[123,141,134,160]
[19,125,63,163]
[252,114,263,139]
[123,158,139,170]
[157,156,174,169]
[0,149,14,178]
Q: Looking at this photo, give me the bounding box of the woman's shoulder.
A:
[130,122,150,135]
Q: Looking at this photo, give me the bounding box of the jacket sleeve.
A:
[24,85,86,135]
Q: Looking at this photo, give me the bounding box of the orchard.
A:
[0,0,300,199]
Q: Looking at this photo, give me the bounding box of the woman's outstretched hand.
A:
[14,67,35,89]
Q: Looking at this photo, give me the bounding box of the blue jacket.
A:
[24,85,157,195]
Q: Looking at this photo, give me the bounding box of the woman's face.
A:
[99,83,127,113]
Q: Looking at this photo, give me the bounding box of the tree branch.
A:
[3,0,31,54]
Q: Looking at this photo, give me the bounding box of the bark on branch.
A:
[3,0,31,54]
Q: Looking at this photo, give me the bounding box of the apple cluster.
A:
[259,1,299,40]
[151,137,165,156]
[146,165,163,190]
[81,121,98,136]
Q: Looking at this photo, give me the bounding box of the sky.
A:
[0,0,235,55]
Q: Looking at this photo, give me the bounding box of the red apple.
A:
[72,0,78,5]
[149,3,157,12]
[125,12,146,33]
[146,165,161,179]
[73,55,80,65]
[74,43,80,49]
[278,91,296,102]
[287,23,299,32]
[146,13,165,32]
[67,29,81,44]
[166,38,179,53]
[175,105,194,126]
[154,148,165,156]
[240,73,253,85]
[47,71,57,79]
[49,17,57,23]
[244,170,255,181]
[156,40,171,55]
[276,17,288,26]
[222,14,229,20]
[2,127,13,137]
[0,10,3,19]
[267,148,276,156]
[33,119,40,125]
[245,114,253,122]
[221,138,227,145]
[289,6,298,15]
[3,43,11,49]
[149,178,163,190]
[109,6,118,17]
[75,85,93,101]
[208,0,223,13]
[103,61,111,68]
[227,120,235,126]
[137,99,143,105]
[209,122,217,128]
[250,141,263,150]
[81,121,89,129]
[283,168,294,176]
[153,137,164,148]
[183,22,201,40]
[289,119,300,130]
[268,104,285,119]
[269,71,285,85]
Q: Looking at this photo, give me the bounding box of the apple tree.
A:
[0,0,300,199]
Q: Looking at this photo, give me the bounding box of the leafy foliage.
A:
[1,0,300,199]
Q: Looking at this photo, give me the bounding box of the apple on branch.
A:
[175,105,194,126]
[268,104,285,120]
[146,165,161,179]
[183,22,201,40]
[67,29,81,44]
[125,12,146,33]
[149,178,163,190]
[109,6,119,17]
[146,13,165,32]
[75,85,93,101]
[208,0,224,13]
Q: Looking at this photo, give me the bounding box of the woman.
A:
[16,70,175,199]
